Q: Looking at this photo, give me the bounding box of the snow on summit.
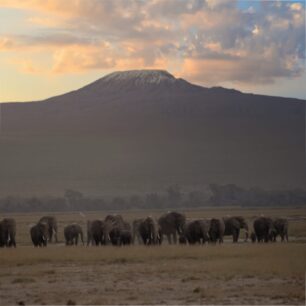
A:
[101,70,177,86]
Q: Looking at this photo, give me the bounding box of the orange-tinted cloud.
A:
[52,44,116,74]
[0,0,304,84]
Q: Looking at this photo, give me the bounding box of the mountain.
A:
[0,70,305,196]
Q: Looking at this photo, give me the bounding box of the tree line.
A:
[0,184,305,212]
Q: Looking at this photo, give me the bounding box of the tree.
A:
[64,189,83,209]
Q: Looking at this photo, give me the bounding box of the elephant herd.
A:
[0,212,289,248]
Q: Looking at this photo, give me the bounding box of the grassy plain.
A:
[0,207,305,305]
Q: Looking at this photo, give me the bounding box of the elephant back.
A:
[92,219,112,245]
[139,216,160,245]
[30,222,48,246]
[90,220,104,234]
[105,214,125,228]
[254,217,273,232]
[105,215,132,245]
[209,218,225,242]
[253,217,274,242]
[158,211,186,235]
[0,218,17,247]
[234,216,248,228]
[184,219,210,244]
[39,216,57,229]
[2,218,16,234]
[273,218,288,233]
[65,223,82,237]
[132,219,144,244]
[223,217,240,235]
[39,216,58,242]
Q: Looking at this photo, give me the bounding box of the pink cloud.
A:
[0,0,304,84]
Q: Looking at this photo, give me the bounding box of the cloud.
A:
[52,44,116,73]
[0,37,16,50]
[0,0,304,84]
[12,59,43,74]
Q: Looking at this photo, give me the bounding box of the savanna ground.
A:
[0,207,305,305]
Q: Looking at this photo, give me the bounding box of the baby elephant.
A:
[64,223,84,246]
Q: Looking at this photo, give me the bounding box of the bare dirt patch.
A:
[0,244,305,305]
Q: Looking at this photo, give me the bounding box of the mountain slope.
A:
[0,70,305,196]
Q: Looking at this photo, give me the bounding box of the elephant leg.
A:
[75,236,79,246]
[137,234,142,245]
[236,229,240,242]
[232,230,239,243]
[173,232,177,244]
[264,235,269,243]
[166,234,172,244]
[54,230,58,243]
[11,238,16,248]
[204,234,209,244]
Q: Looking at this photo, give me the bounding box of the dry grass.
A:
[0,244,305,305]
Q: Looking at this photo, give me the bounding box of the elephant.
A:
[209,218,225,243]
[138,217,161,245]
[119,230,132,245]
[0,218,16,247]
[30,222,49,247]
[271,218,289,242]
[106,215,132,246]
[87,220,109,246]
[64,223,84,246]
[253,217,275,242]
[158,211,186,244]
[132,218,144,244]
[223,216,249,243]
[180,219,210,245]
[109,227,132,246]
[105,214,125,227]
[39,216,58,243]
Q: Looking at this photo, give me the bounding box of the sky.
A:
[0,0,305,102]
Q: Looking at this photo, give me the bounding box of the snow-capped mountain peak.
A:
[101,70,176,85]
